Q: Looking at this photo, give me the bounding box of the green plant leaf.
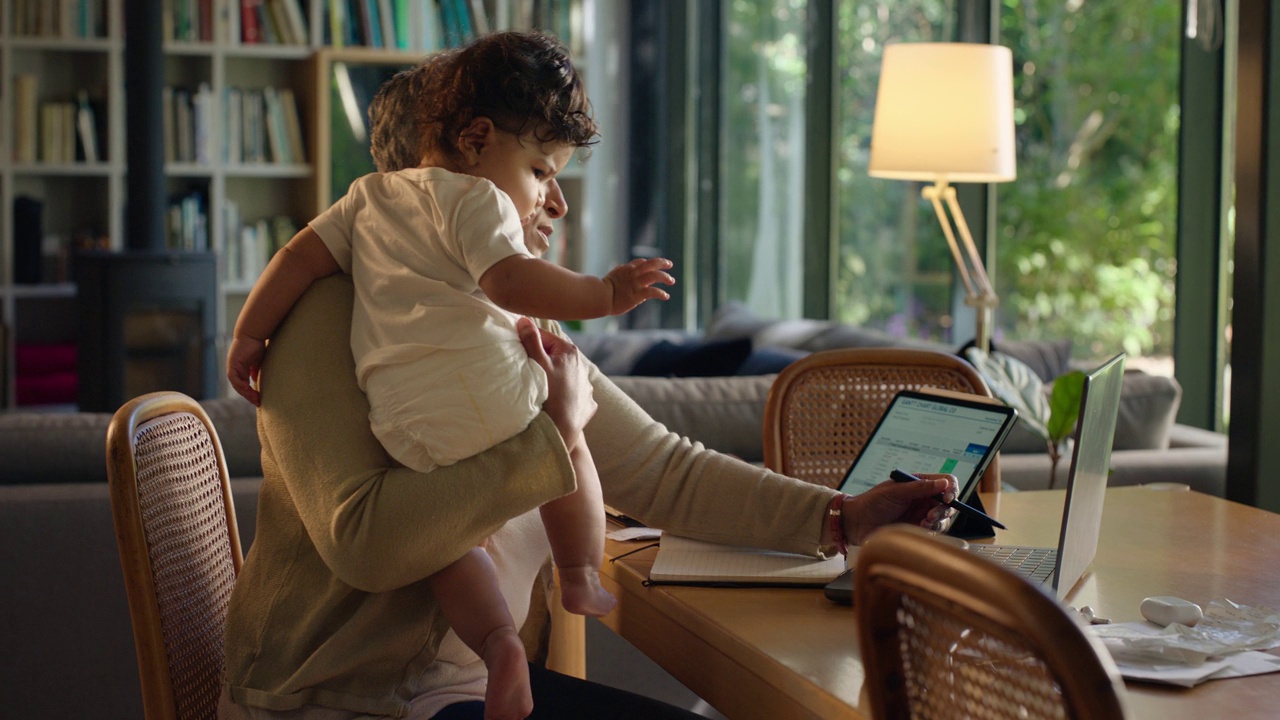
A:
[1046,370,1087,443]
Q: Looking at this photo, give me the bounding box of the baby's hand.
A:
[604,258,675,315]
[227,336,267,406]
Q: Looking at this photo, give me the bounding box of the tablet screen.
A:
[837,390,1018,500]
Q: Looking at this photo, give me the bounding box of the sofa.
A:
[0,311,1227,716]
[571,302,1228,495]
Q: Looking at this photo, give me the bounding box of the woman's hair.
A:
[369,57,447,172]
[418,31,599,162]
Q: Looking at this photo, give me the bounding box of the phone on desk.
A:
[823,535,972,605]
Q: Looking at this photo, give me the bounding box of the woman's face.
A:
[521,180,565,257]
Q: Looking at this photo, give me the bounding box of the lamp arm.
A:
[942,186,995,298]
[922,183,979,298]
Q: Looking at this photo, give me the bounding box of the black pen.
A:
[890,469,1007,531]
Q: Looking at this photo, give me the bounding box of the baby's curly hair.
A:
[418,31,599,162]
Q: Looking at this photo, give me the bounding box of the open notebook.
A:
[647,534,845,587]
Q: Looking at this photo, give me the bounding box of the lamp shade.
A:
[868,43,1016,183]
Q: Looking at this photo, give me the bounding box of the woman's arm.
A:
[257,276,580,592]
[584,367,957,557]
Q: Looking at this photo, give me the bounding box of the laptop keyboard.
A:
[969,545,1057,586]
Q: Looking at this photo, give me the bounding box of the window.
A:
[833,1,955,339]
[993,1,1182,371]
[719,0,810,319]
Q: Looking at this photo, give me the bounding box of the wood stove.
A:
[74,251,216,412]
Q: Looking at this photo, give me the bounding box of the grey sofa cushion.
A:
[0,410,114,484]
[999,369,1182,454]
[705,302,946,353]
[608,374,775,463]
[0,396,261,484]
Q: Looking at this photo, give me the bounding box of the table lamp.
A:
[868,42,1016,351]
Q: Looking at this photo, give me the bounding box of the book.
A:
[162,86,176,163]
[174,88,193,162]
[13,196,44,284]
[279,88,306,164]
[391,0,410,49]
[192,82,214,164]
[278,0,308,44]
[75,91,99,163]
[241,0,263,43]
[14,74,38,163]
[377,0,396,48]
[224,87,243,163]
[266,0,294,44]
[261,86,290,163]
[647,534,845,587]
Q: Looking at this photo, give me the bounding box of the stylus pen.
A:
[890,469,1007,530]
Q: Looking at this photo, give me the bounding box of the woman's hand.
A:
[842,473,959,546]
[517,317,596,451]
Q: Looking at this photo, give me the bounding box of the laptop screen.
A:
[838,390,1018,500]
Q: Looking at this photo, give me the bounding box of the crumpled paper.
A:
[1092,598,1280,666]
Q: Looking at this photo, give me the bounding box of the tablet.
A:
[836,388,1018,503]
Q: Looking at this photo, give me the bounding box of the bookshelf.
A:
[0,0,123,408]
[0,0,616,408]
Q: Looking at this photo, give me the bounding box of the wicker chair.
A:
[762,347,1001,494]
[855,524,1128,719]
[106,391,243,720]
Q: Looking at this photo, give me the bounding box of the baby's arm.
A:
[228,227,341,405]
[479,255,674,321]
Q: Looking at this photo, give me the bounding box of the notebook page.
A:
[649,534,845,586]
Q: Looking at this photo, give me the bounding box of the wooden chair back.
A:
[855,525,1128,720]
[762,348,1002,493]
[106,391,243,720]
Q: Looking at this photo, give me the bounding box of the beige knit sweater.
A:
[223,275,837,717]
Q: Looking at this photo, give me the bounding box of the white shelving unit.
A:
[0,0,124,408]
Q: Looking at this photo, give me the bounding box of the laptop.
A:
[967,352,1127,600]
[824,353,1126,604]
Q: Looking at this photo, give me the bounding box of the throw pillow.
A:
[631,337,754,377]
[736,346,807,375]
[962,347,1052,443]
[957,338,1073,383]
[1112,371,1182,450]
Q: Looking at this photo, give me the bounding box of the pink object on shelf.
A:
[15,371,78,406]
[14,343,77,375]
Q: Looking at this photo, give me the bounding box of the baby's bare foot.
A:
[558,565,617,617]
[480,626,532,720]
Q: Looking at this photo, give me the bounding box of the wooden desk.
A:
[597,487,1280,719]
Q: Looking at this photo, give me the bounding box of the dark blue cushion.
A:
[736,346,807,376]
[631,338,754,377]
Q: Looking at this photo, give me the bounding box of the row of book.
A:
[323,0,579,51]
[11,0,108,39]
[222,200,299,284]
[12,77,106,165]
[163,84,306,166]
[165,0,309,44]
[212,0,582,52]
[167,190,210,252]
[165,193,300,285]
